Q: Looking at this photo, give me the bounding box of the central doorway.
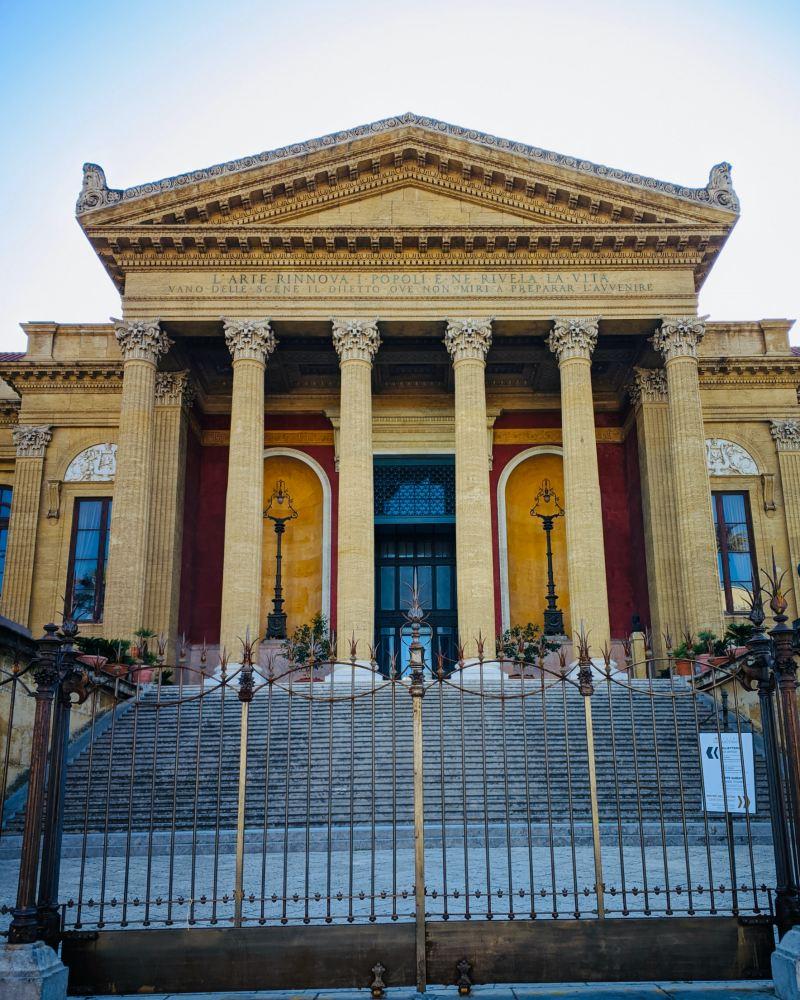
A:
[374,457,457,675]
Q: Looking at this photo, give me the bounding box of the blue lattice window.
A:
[374,459,455,523]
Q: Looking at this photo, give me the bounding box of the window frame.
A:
[712,489,758,615]
[64,496,112,623]
[0,484,12,596]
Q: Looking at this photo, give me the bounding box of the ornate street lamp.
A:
[530,478,565,636]
[263,479,298,639]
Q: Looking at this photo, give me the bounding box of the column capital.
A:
[332,319,381,363]
[651,316,706,361]
[548,317,598,363]
[112,318,173,363]
[223,318,277,363]
[444,318,493,363]
[155,370,195,408]
[628,367,668,406]
[12,425,52,459]
[770,419,800,452]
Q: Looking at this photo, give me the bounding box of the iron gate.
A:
[2,584,799,994]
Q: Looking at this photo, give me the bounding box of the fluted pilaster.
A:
[1,426,52,626]
[333,319,380,658]
[548,318,610,648]
[652,317,721,633]
[220,319,276,657]
[444,319,496,657]
[104,319,173,637]
[143,372,194,644]
[628,368,683,655]
[771,419,800,617]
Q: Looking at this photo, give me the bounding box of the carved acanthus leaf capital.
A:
[547,318,598,363]
[332,319,381,364]
[628,367,668,407]
[651,317,706,362]
[155,371,195,408]
[444,319,493,363]
[223,318,277,364]
[113,318,173,364]
[770,419,800,453]
[13,424,52,458]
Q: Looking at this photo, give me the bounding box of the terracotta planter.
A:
[674,658,694,676]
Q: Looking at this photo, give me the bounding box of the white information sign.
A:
[700,732,756,814]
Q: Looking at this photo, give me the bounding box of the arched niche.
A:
[498,447,570,634]
[262,449,331,632]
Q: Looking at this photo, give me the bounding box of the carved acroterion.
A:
[222,318,277,364]
[444,319,493,363]
[75,163,122,214]
[332,319,381,364]
[548,318,599,363]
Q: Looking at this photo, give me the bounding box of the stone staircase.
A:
[4,678,769,835]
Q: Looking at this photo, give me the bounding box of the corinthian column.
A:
[219,319,276,658]
[652,317,721,634]
[104,319,173,638]
[444,319,496,658]
[770,420,800,617]
[548,318,610,648]
[628,369,684,655]
[143,372,194,645]
[1,426,52,627]
[333,319,380,658]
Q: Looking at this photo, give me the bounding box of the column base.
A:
[0,941,68,1000]
[773,926,800,999]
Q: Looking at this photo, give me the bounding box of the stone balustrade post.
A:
[0,425,52,627]
[628,368,684,657]
[101,319,174,639]
[444,318,496,659]
[548,318,611,649]
[332,319,380,659]
[219,319,276,659]
[652,317,721,635]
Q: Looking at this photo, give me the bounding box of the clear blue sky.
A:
[1,0,798,350]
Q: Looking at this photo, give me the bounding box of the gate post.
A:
[407,597,427,994]
[36,617,85,945]
[8,624,63,945]
[745,597,800,935]
[576,628,605,918]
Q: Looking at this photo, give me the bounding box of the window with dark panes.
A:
[0,486,12,595]
[712,491,757,614]
[65,498,112,622]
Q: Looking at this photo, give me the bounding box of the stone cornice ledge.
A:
[76,112,739,215]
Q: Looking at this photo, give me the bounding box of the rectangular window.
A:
[0,486,12,596]
[66,498,112,622]
[712,491,757,614]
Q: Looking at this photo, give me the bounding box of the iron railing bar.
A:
[499,665,514,918]
[325,672,333,923]
[479,659,493,919]
[166,667,185,925]
[98,678,121,928]
[120,675,142,927]
[646,665,672,914]
[625,675,650,914]
[281,672,294,924]
[304,673,314,925]
[188,670,205,926]
[391,669,398,922]
[688,666,718,915]
[210,670,227,925]
[74,685,100,929]
[458,668,470,919]
[560,671,580,917]
[604,667,628,915]
[370,662,377,922]
[347,664,355,922]
[518,665,536,918]
[729,677,759,912]
[539,665,558,918]
[437,669,448,920]
[709,669,737,915]
[667,662,694,915]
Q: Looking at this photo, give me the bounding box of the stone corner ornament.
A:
[627,367,667,406]
[155,370,196,408]
[547,317,599,362]
[770,419,800,452]
[75,162,123,214]
[331,319,381,363]
[443,318,493,362]
[705,438,758,476]
[112,318,173,363]
[222,318,277,363]
[651,316,707,361]
[12,424,52,459]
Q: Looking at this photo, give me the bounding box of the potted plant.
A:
[75,636,133,678]
[283,613,332,680]
[496,623,559,676]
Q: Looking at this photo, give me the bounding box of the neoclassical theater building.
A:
[0,113,798,667]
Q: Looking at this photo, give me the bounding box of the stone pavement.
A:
[67,979,778,1000]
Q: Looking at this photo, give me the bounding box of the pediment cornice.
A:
[76,112,739,222]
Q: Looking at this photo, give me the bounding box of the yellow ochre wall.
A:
[505,453,571,635]
[261,456,324,635]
